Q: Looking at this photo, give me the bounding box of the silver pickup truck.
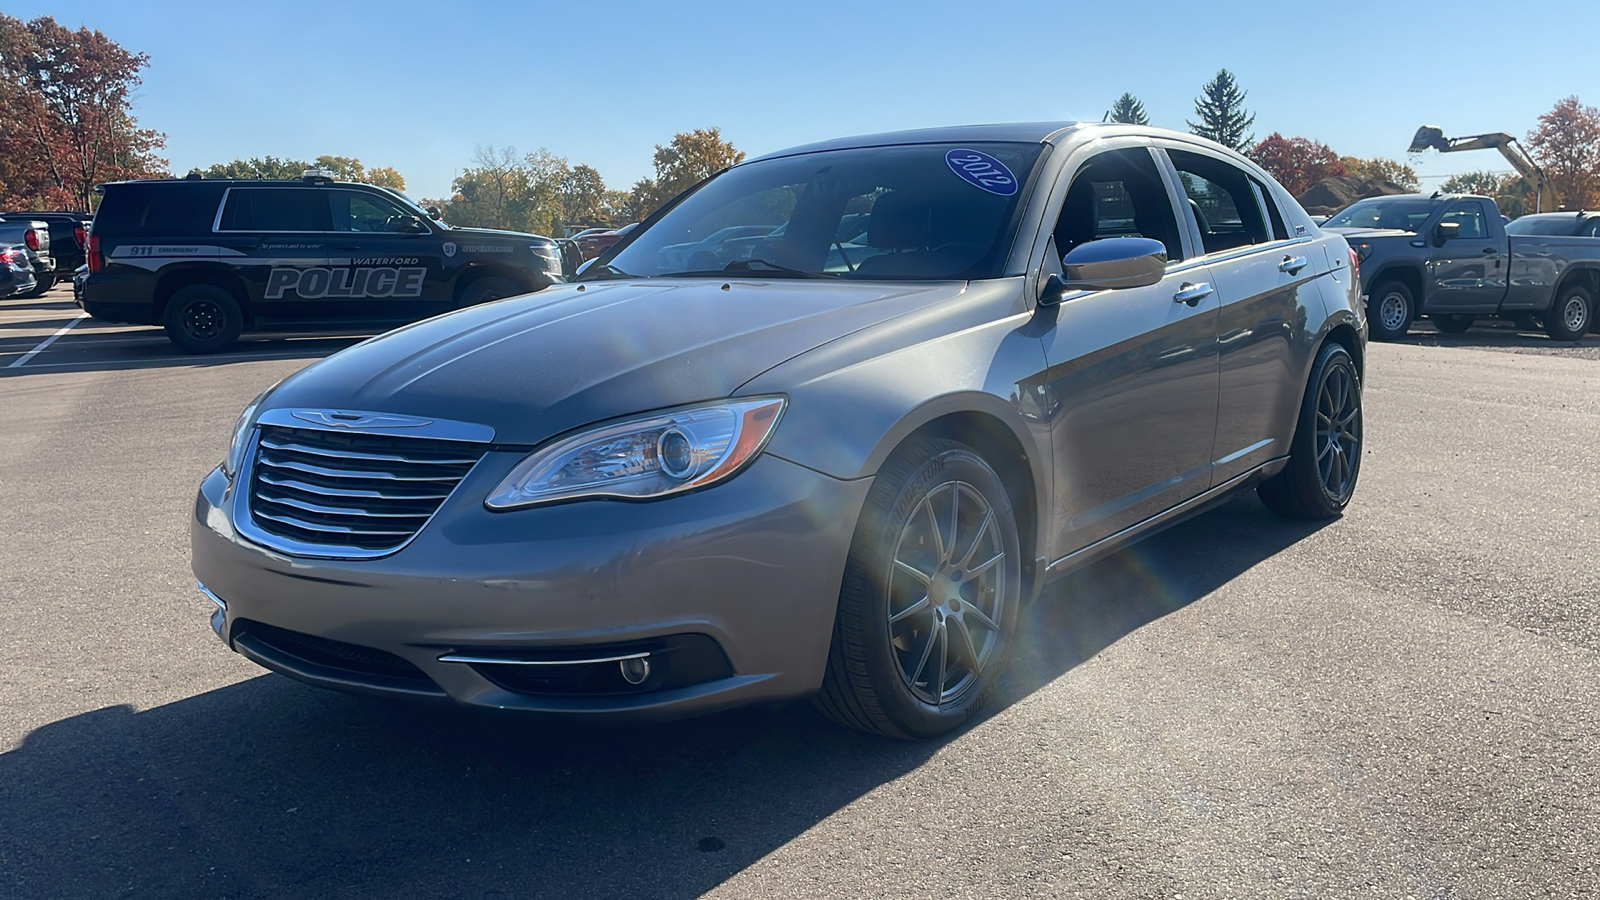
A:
[0,216,54,298]
[1326,193,1600,341]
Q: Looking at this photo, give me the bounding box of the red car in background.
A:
[575,222,638,260]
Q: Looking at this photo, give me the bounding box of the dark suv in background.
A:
[81,173,566,352]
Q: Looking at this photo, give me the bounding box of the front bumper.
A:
[192,451,871,721]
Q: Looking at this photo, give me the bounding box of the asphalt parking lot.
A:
[2,285,1597,898]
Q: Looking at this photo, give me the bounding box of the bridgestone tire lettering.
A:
[263,266,427,300]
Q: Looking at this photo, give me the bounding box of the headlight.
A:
[485,397,786,509]
[531,243,563,273]
[221,389,272,478]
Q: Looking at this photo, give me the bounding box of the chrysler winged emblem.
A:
[291,410,434,429]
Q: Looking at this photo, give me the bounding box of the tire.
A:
[814,437,1022,739]
[163,284,242,354]
[21,270,54,298]
[456,276,521,309]
[1431,314,1474,334]
[1544,284,1592,342]
[1367,279,1414,341]
[1257,342,1363,519]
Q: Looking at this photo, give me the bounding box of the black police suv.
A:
[81,173,566,353]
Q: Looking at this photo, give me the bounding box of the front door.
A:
[1037,147,1221,554]
[1426,199,1506,313]
[324,189,449,322]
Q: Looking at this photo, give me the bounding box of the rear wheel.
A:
[814,437,1022,739]
[456,276,521,309]
[163,284,242,354]
[1544,284,1592,341]
[22,270,54,297]
[1258,342,1363,519]
[1431,314,1474,334]
[1367,280,1414,341]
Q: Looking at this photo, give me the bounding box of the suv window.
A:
[219,188,332,232]
[1054,148,1183,261]
[1440,201,1488,240]
[332,190,412,233]
[93,184,228,237]
[1167,149,1270,255]
[1585,218,1600,238]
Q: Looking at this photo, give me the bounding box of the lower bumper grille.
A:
[465,635,734,697]
[233,619,439,689]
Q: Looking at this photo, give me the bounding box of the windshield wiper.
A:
[721,258,837,278]
[575,263,638,282]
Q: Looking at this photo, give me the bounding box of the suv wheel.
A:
[457,276,520,309]
[814,437,1021,739]
[1544,284,1592,342]
[163,285,243,354]
[1258,342,1363,519]
[1367,280,1414,341]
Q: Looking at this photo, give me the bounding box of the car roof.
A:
[1516,210,1597,220]
[95,177,384,190]
[749,121,1087,162]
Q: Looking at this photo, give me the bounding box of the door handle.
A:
[332,245,360,252]
[1278,255,1308,274]
[1173,282,1214,307]
[1480,247,1498,255]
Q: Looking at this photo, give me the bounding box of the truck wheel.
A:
[814,436,1021,739]
[163,285,242,354]
[456,276,520,309]
[1431,314,1473,334]
[1257,342,1363,520]
[1367,280,1414,341]
[1544,284,1592,341]
[21,271,54,298]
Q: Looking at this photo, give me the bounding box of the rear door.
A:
[213,187,331,322]
[1426,200,1505,313]
[324,188,449,321]
[1162,147,1321,485]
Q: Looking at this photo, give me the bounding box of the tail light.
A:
[0,248,15,266]
[24,228,39,251]
[87,233,103,273]
[74,224,87,248]
[1348,246,1360,285]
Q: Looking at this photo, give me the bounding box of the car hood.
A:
[261,278,965,445]
[1325,227,1415,240]
[442,225,553,243]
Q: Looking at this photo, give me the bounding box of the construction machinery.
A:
[1408,126,1558,212]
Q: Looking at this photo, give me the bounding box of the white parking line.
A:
[7,312,88,368]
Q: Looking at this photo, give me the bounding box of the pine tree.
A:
[1105,93,1150,126]
[1187,69,1255,152]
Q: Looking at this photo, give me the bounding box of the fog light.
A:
[619,656,651,685]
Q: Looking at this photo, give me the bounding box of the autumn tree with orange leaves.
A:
[1526,96,1600,209]
[0,15,166,211]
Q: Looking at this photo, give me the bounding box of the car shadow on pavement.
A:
[0,495,1324,898]
[1397,319,1598,352]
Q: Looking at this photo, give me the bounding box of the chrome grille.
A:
[246,424,487,553]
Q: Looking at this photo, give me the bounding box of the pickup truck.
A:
[0,216,54,297]
[1324,193,1600,341]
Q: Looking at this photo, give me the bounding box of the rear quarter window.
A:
[94,184,227,237]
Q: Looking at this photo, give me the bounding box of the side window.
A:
[1167,149,1270,255]
[332,190,411,232]
[1583,218,1600,238]
[1253,180,1290,240]
[219,188,332,232]
[1439,202,1488,240]
[1053,148,1183,262]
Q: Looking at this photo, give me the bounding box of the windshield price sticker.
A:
[946,149,1018,196]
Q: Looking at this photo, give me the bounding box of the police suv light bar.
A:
[301,168,336,182]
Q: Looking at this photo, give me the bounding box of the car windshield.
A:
[1505,216,1582,236]
[1324,197,1439,232]
[591,141,1045,281]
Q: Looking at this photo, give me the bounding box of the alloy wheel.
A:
[1314,363,1362,503]
[886,481,1006,706]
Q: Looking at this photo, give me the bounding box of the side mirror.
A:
[1041,237,1167,304]
[575,257,599,277]
[397,215,429,234]
[1434,221,1460,246]
[426,206,443,221]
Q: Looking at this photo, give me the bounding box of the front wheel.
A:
[814,437,1022,739]
[1367,280,1414,341]
[456,276,521,309]
[1257,342,1363,519]
[1431,314,1474,334]
[1544,284,1592,341]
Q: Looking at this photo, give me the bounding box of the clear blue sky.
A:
[12,0,1599,201]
